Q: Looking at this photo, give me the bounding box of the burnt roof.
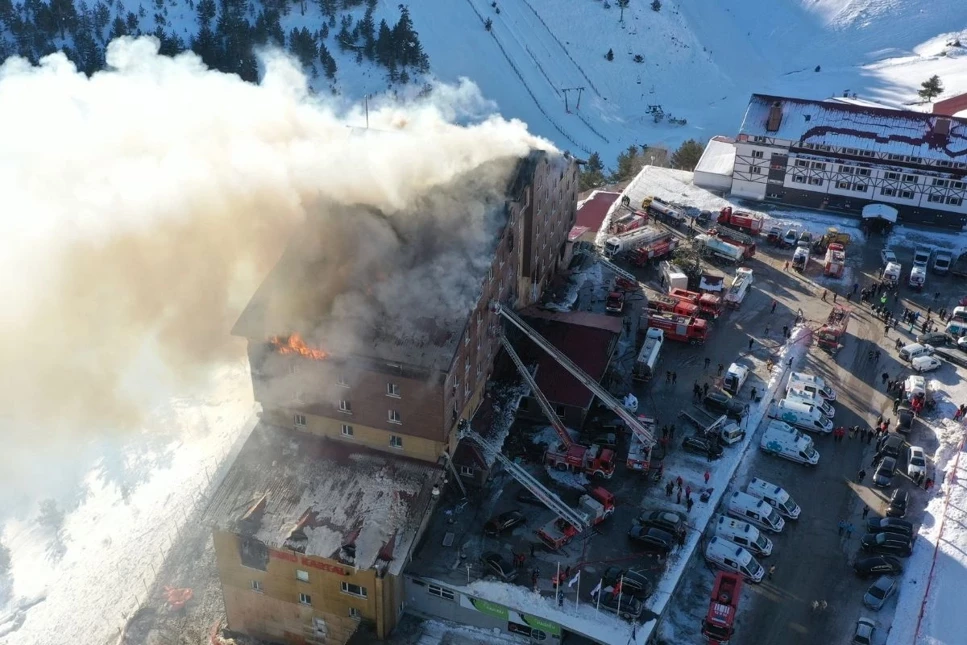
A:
[740,94,967,162]
[576,191,621,232]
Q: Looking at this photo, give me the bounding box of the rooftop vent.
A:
[766,101,783,133]
[935,117,952,137]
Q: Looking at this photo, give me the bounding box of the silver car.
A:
[863,575,898,610]
[852,617,877,645]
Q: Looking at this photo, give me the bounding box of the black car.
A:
[886,489,909,519]
[481,552,518,582]
[484,510,526,536]
[627,525,675,555]
[877,434,905,459]
[637,510,687,538]
[866,517,915,537]
[896,406,914,434]
[917,331,951,347]
[860,532,914,557]
[579,431,618,449]
[853,555,904,578]
[596,589,643,620]
[873,457,898,488]
[682,435,724,459]
[602,566,654,600]
[703,389,749,421]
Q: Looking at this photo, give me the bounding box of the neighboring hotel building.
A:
[211,150,579,645]
[724,93,967,229]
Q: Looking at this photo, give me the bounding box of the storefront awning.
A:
[862,204,898,223]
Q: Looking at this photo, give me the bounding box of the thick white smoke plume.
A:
[0,37,555,491]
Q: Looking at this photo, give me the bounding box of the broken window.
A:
[296,569,309,582]
[238,537,269,571]
[341,582,368,598]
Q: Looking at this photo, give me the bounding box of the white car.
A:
[852,617,876,645]
[907,446,927,479]
[958,336,967,350]
[912,355,942,373]
[880,249,897,266]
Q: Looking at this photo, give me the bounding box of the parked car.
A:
[481,552,517,582]
[579,431,618,449]
[896,405,914,434]
[873,457,898,488]
[866,517,914,537]
[602,566,654,600]
[627,525,675,555]
[863,575,899,611]
[597,588,644,620]
[703,389,749,421]
[881,249,897,266]
[912,355,942,373]
[877,434,905,459]
[484,510,526,536]
[636,510,687,538]
[515,489,543,506]
[852,617,877,645]
[860,532,913,557]
[853,555,904,578]
[783,228,798,246]
[682,435,724,459]
[917,331,950,347]
[887,489,909,519]
[904,447,926,480]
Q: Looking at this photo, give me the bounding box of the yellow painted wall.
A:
[213,530,401,644]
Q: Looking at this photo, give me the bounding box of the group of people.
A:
[663,474,697,513]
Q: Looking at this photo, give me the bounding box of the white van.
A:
[951,306,967,323]
[788,372,836,401]
[715,516,773,557]
[747,478,801,520]
[899,343,934,361]
[760,422,820,466]
[773,398,833,434]
[727,491,785,533]
[704,537,765,584]
[764,420,813,447]
[723,363,749,396]
[944,320,967,338]
[785,388,835,419]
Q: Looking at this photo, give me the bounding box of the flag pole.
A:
[574,571,580,610]
[618,574,623,612]
[596,577,602,614]
[555,562,561,604]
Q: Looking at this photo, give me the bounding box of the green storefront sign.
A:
[465,595,562,638]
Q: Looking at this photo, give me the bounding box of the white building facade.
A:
[730,94,967,230]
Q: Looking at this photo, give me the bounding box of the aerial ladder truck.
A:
[492,303,657,473]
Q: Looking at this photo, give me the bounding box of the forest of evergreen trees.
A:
[0,0,429,86]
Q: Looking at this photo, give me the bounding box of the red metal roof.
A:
[576,191,621,232]
[521,309,620,409]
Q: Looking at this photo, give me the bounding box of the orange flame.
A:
[270,333,329,361]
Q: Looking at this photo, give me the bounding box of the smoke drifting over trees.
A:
[0,36,553,489]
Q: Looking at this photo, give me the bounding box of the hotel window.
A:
[294,414,307,428]
[856,168,871,177]
[465,383,471,398]
[388,410,402,425]
[296,570,309,582]
[341,582,368,598]
[948,197,963,206]
[336,375,349,388]
[928,194,945,203]
[252,580,263,593]
[390,434,403,448]
[428,584,456,601]
[459,465,475,477]
[751,150,764,158]
[854,184,868,193]
[808,177,824,186]
[341,424,353,437]
[387,383,400,398]
[338,400,352,414]
[795,159,808,168]
[861,151,875,157]
[749,166,761,174]
[885,172,899,180]
[881,188,896,197]
[811,162,826,170]
[792,174,806,184]
[349,608,361,619]
[299,593,312,606]
[937,160,953,167]
[910,157,924,164]
[903,174,917,183]
[887,154,904,161]
[836,181,851,190]
[953,181,965,189]
[933,179,948,187]
[839,165,854,174]
[900,190,914,199]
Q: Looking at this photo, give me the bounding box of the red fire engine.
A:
[630,236,679,265]
[648,295,699,318]
[816,305,850,354]
[701,572,743,644]
[644,312,708,345]
[717,207,764,235]
[537,487,615,550]
[668,288,724,320]
[709,227,756,260]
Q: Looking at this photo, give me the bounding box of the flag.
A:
[590,579,602,598]
[568,571,581,589]
[613,578,623,597]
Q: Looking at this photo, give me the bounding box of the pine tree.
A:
[196,0,216,25]
[485,17,492,31]
[376,18,393,67]
[289,26,318,70]
[191,23,220,68]
[606,48,613,61]
[360,7,376,60]
[670,139,704,171]
[319,41,337,78]
[580,152,607,191]
[109,15,127,40]
[255,9,285,47]
[651,0,662,11]
[49,0,78,39]
[611,145,643,182]
[918,75,944,102]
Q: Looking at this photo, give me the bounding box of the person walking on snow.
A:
[822,290,828,302]
[771,300,777,313]
[704,470,711,485]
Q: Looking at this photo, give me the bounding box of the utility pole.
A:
[562,87,585,114]
[364,95,370,129]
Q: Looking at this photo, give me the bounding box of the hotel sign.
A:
[270,548,348,575]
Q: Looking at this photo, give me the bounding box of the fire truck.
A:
[817,305,851,354]
[536,487,615,550]
[630,235,679,265]
[709,227,756,260]
[717,207,764,235]
[605,291,626,314]
[701,572,743,644]
[626,416,657,472]
[823,243,846,278]
[648,294,699,318]
[668,288,724,319]
[609,209,647,235]
[642,196,687,225]
[643,311,709,345]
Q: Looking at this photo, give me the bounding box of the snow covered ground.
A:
[0,360,256,645]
